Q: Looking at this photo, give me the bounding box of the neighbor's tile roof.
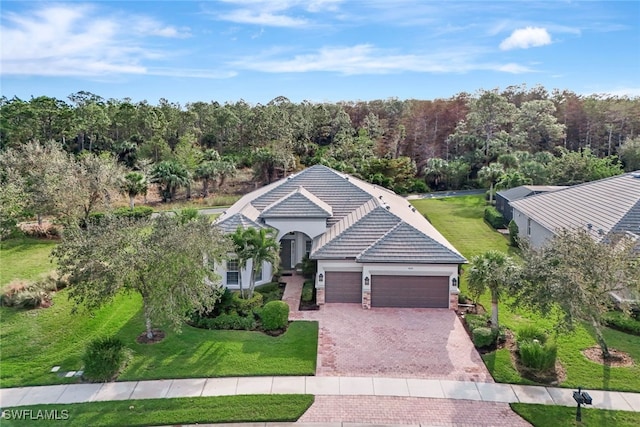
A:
[357,222,467,264]
[497,185,567,202]
[261,186,332,218]
[215,164,466,264]
[510,171,640,240]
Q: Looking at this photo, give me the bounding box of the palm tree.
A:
[195,161,220,198]
[478,163,504,204]
[423,158,448,190]
[467,250,519,330]
[150,161,189,202]
[230,227,250,299]
[244,227,280,299]
[121,171,147,209]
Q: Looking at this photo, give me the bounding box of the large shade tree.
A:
[467,250,520,330]
[53,215,230,340]
[514,229,640,358]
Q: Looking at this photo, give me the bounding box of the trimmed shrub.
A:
[484,207,505,229]
[465,313,491,331]
[176,207,199,224]
[113,206,154,219]
[518,340,557,371]
[232,292,263,316]
[260,300,289,331]
[517,325,547,344]
[472,327,496,348]
[301,281,314,303]
[82,337,128,382]
[301,255,317,279]
[201,314,256,330]
[255,282,284,304]
[458,293,469,304]
[508,220,519,247]
[602,311,640,336]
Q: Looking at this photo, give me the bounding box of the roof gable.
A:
[216,213,264,233]
[261,186,332,218]
[357,222,467,264]
[312,204,402,259]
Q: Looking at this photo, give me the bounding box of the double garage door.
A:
[324,272,449,308]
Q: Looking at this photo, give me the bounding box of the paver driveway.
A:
[299,303,493,382]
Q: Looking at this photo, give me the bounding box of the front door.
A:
[280,239,292,269]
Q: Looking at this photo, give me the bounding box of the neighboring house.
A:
[510,171,640,304]
[214,165,467,310]
[496,185,566,222]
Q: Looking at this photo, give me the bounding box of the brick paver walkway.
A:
[299,396,531,426]
[281,273,305,319]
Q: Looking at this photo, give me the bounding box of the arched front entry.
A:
[279,231,312,270]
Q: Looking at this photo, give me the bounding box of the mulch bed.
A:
[582,346,634,367]
[136,329,166,344]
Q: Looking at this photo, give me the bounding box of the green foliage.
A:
[508,219,519,247]
[255,283,284,304]
[548,147,623,185]
[517,325,547,344]
[260,300,290,331]
[483,206,505,229]
[0,273,66,308]
[301,254,317,279]
[302,281,314,303]
[602,311,640,336]
[518,340,558,371]
[192,313,256,330]
[472,327,496,348]
[618,136,640,171]
[176,207,200,224]
[3,395,315,426]
[231,292,263,316]
[82,336,129,382]
[112,206,154,219]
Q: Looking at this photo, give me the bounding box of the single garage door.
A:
[325,272,362,303]
[371,275,449,308]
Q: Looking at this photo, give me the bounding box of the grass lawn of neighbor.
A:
[412,195,640,392]
[0,395,314,426]
[511,403,640,427]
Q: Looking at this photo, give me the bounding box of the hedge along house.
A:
[214,165,466,310]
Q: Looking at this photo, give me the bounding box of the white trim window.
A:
[253,263,263,282]
[527,218,532,236]
[305,240,312,256]
[227,259,239,285]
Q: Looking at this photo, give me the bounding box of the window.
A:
[305,240,312,256]
[527,218,532,236]
[253,263,263,282]
[227,259,239,285]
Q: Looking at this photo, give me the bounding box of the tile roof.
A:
[497,185,567,202]
[261,186,332,218]
[215,164,466,264]
[216,213,264,233]
[357,222,467,264]
[510,172,640,240]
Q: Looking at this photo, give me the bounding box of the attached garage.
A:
[370,275,449,308]
[325,271,362,303]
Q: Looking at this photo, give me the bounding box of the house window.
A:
[254,263,263,281]
[227,259,239,285]
[527,219,532,236]
[305,240,312,256]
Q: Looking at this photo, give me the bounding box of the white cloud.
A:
[231,44,534,75]
[215,0,343,27]
[499,27,552,50]
[0,4,211,78]
[218,10,308,27]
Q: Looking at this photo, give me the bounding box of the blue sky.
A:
[1,1,639,105]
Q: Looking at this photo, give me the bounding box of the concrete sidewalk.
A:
[2,376,639,412]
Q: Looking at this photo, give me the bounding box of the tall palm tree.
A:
[478,163,504,204]
[244,227,280,299]
[467,250,519,330]
[195,161,220,198]
[122,171,147,209]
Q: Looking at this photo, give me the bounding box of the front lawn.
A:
[412,195,640,392]
[0,290,318,388]
[0,395,314,426]
[511,403,640,427]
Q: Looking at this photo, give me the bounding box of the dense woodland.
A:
[1,85,640,233]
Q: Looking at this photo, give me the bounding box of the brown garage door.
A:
[325,272,362,303]
[371,275,449,308]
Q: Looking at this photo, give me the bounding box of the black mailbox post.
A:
[572,387,593,421]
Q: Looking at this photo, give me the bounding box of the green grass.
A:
[412,195,640,392]
[0,290,318,388]
[0,236,57,287]
[511,403,640,427]
[0,395,314,426]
